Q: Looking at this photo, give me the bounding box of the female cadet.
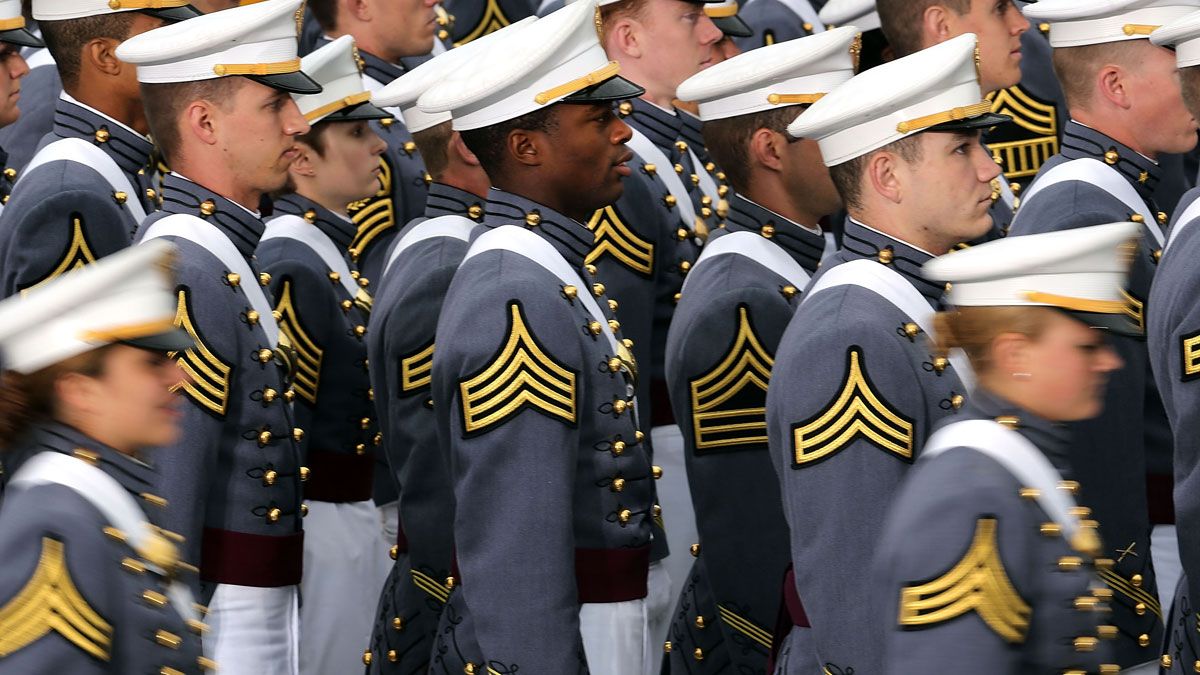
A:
[253,34,391,675]
[0,241,210,673]
[873,221,1139,674]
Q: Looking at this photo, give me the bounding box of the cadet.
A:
[0,0,198,175]
[306,0,439,285]
[420,1,654,671]
[0,241,211,674]
[0,2,39,211]
[819,0,892,71]
[361,23,516,672]
[0,0,201,298]
[768,33,1007,673]
[875,222,1136,673]
[1145,11,1200,672]
[253,35,389,675]
[444,0,536,44]
[116,1,321,671]
[735,0,824,51]
[663,28,858,673]
[1008,1,1200,664]
[674,0,749,174]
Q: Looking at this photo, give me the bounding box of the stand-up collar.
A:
[840,218,945,304]
[724,194,825,274]
[483,188,593,270]
[273,193,357,252]
[159,173,264,259]
[53,92,154,185]
[1060,120,1159,202]
[426,182,486,222]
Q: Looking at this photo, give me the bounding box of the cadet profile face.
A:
[0,44,30,128]
[296,119,388,210]
[537,102,634,219]
[782,136,841,220]
[1180,66,1200,121]
[216,79,311,200]
[373,0,439,59]
[897,130,1000,250]
[1127,44,1199,156]
[942,0,1028,93]
[635,0,723,95]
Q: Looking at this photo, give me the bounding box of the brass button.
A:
[1098,625,1118,639]
[932,357,948,373]
[608,357,622,373]
[679,260,691,272]
[1041,523,1062,536]
[341,299,353,311]
[663,641,672,653]
[525,212,541,226]
[2,167,14,181]
[664,195,677,207]
[360,417,371,430]
[1073,636,1098,652]
[363,651,372,665]
[267,508,281,523]
[635,430,645,443]
[618,509,632,524]
[146,188,157,200]
[781,285,798,299]
[592,282,606,296]
[354,325,366,337]
[199,199,216,216]
[951,395,964,409]
[356,443,367,455]
[675,140,688,152]
[1131,214,1145,224]
[374,432,383,446]
[262,387,277,402]
[300,503,308,517]
[389,545,399,560]
[1104,149,1119,165]
[618,102,633,116]
[608,299,619,312]
[1039,21,1050,33]
[380,117,394,127]
[718,185,729,197]
[403,141,417,154]
[1160,655,1173,668]
[303,209,317,223]
[328,271,341,283]
[694,647,704,660]
[155,629,182,648]
[613,399,628,414]
[609,319,620,332]
[612,440,626,456]
[1131,574,1143,588]
[690,174,700,186]
[293,427,305,442]
[246,310,260,325]
[464,664,476,675]
[562,285,578,300]
[1154,249,1163,262]
[903,323,920,338]
[95,129,110,143]
[674,163,684,174]
[392,616,404,631]
[802,21,813,31]
[1018,488,1040,500]
[877,248,893,264]
[186,619,208,634]
[198,656,217,671]
[122,557,146,574]
[445,576,456,589]
[257,349,273,363]
[652,465,663,479]
[1073,595,1098,610]
[263,470,277,486]
[259,272,271,286]
[113,191,128,204]
[468,204,483,220]
[388,649,398,662]
[143,590,168,607]
[1068,506,1091,518]
[644,163,657,175]
[761,225,775,238]
[1093,588,1113,600]
[588,321,602,335]
[257,430,272,446]
[284,389,295,402]
[676,227,688,240]
[652,504,662,517]
[1138,633,1150,647]
[1058,480,1080,495]
[611,477,626,492]
[586,264,598,275]
[695,615,706,629]
[690,543,700,557]
[1158,211,1169,224]
[300,466,309,481]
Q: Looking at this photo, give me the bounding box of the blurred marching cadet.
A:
[420,1,656,671]
[0,0,201,299]
[735,0,823,51]
[875,222,1137,673]
[663,27,857,673]
[115,0,321,671]
[1146,11,1200,673]
[253,34,390,675]
[820,0,891,70]
[0,1,40,212]
[305,0,439,286]
[1008,0,1200,665]
[0,0,198,175]
[360,21,521,673]
[0,241,211,674]
[767,33,1008,673]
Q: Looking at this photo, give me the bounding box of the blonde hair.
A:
[932,306,1054,374]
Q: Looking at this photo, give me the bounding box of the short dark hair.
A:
[828,134,923,210]
[459,106,559,178]
[40,13,137,90]
[876,0,970,58]
[295,120,335,158]
[701,105,802,194]
[308,0,337,32]
[412,120,454,181]
[1051,41,1144,111]
[140,77,243,166]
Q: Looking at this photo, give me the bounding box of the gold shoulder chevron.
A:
[791,346,913,466]
[987,85,1059,180]
[453,0,512,46]
[171,289,232,417]
[349,158,395,261]
[1121,288,1145,333]
[690,305,773,452]
[585,205,654,276]
[898,518,1031,643]
[401,341,435,393]
[274,279,323,405]
[459,301,577,435]
[23,217,97,294]
[0,537,113,660]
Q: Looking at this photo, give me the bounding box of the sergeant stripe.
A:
[716,604,772,649]
[410,569,450,604]
[1096,568,1161,619]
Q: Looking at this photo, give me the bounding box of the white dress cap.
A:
[115,0,321,94]
[1023,0,1200,48]
[33,0,199,22]
[1151,9,1200,67]
[787,33,1008,166]
[419,0,643,131]
[924,221,1141,334]
[294,35,388,124]
[0,240,196,374]
[0,0,42,47]
[371,17,535,133]
[819,0,879,31]
[676,26,859,121]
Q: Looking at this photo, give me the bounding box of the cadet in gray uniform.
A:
[0,9,40,211]
[875,223,1136,674]
[0,0,199,299]
[736,0,824,51]
[1007,2,1200,664]
[1144,12,1200,673]
[663,29,857,674]
[306,0,439,285]
[0,242,211,674]
[443,0,536,44]
[0,0,197,175]
[768,34,1007,673]
[421,2,655,671]
[360,28,506,672]
[253,35,391,675]
[117,1,323,671]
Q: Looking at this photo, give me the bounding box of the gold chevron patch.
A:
[22,217,97,294]
[986,85,1059,180]
[401,342,435,393]
[1097,567,1162,619]
[0,537,113,660]
[791,347,914,466]
[274,279,323,405]
[1121,288,1145,333]
[1181,329,1200,381]
[453,0,512,46]
[898,518,1031,643]
[170,289,232,417]
[690,305,773,453]
[459,301,577,435]
[410,568,450,604]
[585,205,654,276]
[717,604,772,650]
[349,158,395,261]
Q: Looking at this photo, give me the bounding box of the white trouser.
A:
[300,499,390,675]
[648,422,697,673]
[206,583,300,675]
[581,597,647,675]
[1153,524,1182,612]
[641,561,672,674]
